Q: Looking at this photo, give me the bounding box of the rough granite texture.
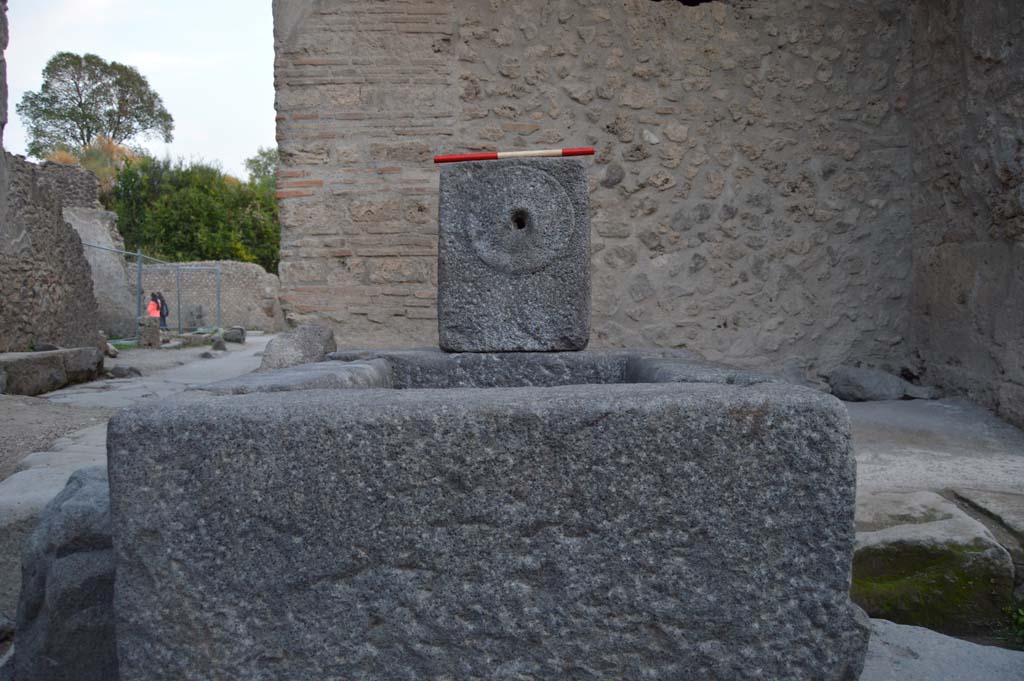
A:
[273,0,917,381]
[108,379,867,680]
[15,466,118,681]
[438,158,590,351]
[328,348,704,389]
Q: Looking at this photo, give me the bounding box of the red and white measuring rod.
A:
[433,147,595,164]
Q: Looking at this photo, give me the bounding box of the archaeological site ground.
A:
[1,1,1023,680]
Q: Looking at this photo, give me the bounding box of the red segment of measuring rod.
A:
[433,152,500,164]
[560,147,595,157]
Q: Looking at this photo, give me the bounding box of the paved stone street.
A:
[0,335,272,620]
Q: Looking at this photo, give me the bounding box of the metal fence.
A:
[81,242,222,336]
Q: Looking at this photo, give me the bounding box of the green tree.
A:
[108,155,280,273]
[17,52,173,158]
[244,146,279,190]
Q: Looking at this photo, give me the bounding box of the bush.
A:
[106,156,279,273]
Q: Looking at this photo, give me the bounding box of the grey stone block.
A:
[0,348,102,396]
[859,618,1024,681]
[108,380,867,680]
[193,359,392,394]
[327,347,701,389]
[137,316,160,349]
[15,467,117,681]
[625,357,779,386]
[827,366,941,402]
[260,324,336,370]
[438,158,590,352]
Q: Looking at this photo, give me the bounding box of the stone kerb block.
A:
[137,316,160,349]
[108,381,868,679]
[438,158,590,352]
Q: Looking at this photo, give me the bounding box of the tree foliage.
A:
[244,146,279,190]
[17,52,173,158]
[106,156,280,273]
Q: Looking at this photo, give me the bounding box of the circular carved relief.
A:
[460,166,576,275]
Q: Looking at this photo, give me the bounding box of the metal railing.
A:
[81,242,222,336]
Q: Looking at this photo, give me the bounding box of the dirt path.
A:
[0,396,112,481]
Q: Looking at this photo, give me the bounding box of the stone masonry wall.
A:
[0,1,101,353]
[909,0,1024,427]
[274,0,915,381]
[140,260,286,332]
[36,161,102,209]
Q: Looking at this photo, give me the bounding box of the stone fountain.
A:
[107,158,868,679]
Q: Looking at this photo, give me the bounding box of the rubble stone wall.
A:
[140,260,286,332]
[0,2,101,353]
[274,0,915,381]
[37,161,102,209]
[909,0,1024,427]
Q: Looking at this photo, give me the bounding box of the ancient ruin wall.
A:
[909,0,1024,426]
[36,161,103,209]
[274,0,914,380]
[0,2,101,353]
[140,260,286,332]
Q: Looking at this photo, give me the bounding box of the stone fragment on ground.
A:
[223,326,246,344]
[211,334,227,351]
[853,490,1015,636]
[858,618,1024,681]
[193,359,392,395]
[829,365,941,401]
[14,467,117,681]
[137,316,160,349]
[103,342,118,358]
[0,348,103,396]
[259,324,335,370]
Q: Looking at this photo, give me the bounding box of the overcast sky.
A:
[4,0,275,179]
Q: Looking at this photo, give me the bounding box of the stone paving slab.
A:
[859,618,1024,681]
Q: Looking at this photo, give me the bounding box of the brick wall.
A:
[909,0,1024,427]
[274,0,916,382]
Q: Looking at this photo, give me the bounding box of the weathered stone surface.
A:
[259,323,335,370]
[0,151,102,354]
[63,206,136,339]
[194,359,392,395]
[859,618,1024,681]
[274,0,922,379]
[438,158,590,352]
[625,357,779,386]
[223,326,246,344]
[108,381,867,680]
[910,0,1024,429]
[137,317,160,349]
[828,366,940,402]
[15,466,118,681]
[327,347,701,389]
[852,491,1015,636]
[104,342,118,358]
[211,334,227,352]
[0,348,102,396]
